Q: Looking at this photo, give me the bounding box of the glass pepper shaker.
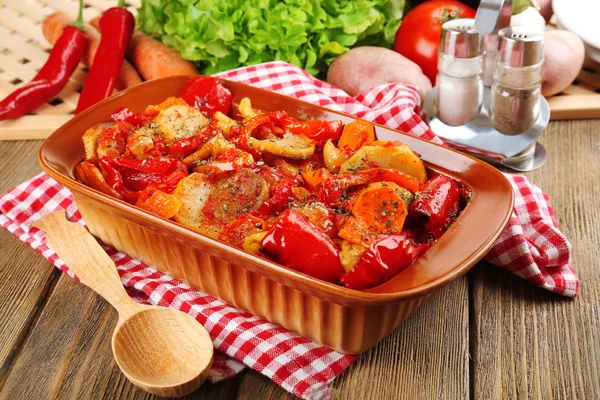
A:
[435,18,483,127]
[491,26,544,135]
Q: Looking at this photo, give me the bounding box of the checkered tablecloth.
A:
[0,61,578,400]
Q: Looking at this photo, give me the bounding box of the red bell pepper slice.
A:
[168,126,215,157]
[283,117,343,147]
[99,157,139,204]
[409,175,460,239]
[261,210,345,283]
[341,231,431,290]
[111,106,145,127]
[314,168,421,206]
[99,156,188,202]
[179,76,233,117]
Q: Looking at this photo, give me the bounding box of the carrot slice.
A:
[136,189,182,219]
[352,185,408,234]
[338,120,375,151]
[338,216,373,248]
[302,168,333,192]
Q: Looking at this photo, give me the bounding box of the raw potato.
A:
[511,7,546,32]
[327,46,432,102]
[340,144,428,182]
[542,30,585,97]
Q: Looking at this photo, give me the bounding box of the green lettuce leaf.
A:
[137,0,406,78]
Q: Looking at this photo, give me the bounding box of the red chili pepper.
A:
[341,231,431,290]
[283,118,343,147]
[75,3,134,114]
[261,210,345,283]
[0,12,87,121]
[180,76,233,117]
[409,175,461,239]
[111,106,145,127]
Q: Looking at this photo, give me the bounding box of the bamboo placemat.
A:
[0,0,139,141]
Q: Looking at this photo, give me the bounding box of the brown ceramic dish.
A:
[39,76,514,354]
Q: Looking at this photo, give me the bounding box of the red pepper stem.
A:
[118,0,126,7]
[68,0,85,31]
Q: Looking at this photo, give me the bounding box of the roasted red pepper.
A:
[283,118,343,147]
[219,214,266,246]
[0,4,87,121]
[99,157,139,203]
[409,175,461,239]
[76,2,135,114]
[180,76,233,117]
[168,126,215,157]
[255,176,296,216]
[261,210,344,283]
[108,157,188,192]
[111,106,145,127]
[99,156,187,203]
[341,231,431,290]
[315,168,421,206]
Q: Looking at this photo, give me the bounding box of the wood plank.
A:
[225,280,470,400]
[0,273,242,400]
[0,140,61,385]
[472,119,600,399]
[333,278,470,399]
[548,95,600,120]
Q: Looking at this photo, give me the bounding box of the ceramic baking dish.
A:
[39,76,513,354]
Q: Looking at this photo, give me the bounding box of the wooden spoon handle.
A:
[34,210,139,317]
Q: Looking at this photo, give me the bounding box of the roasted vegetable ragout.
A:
[75,76,469,290]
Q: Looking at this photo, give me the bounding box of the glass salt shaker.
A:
[491,26,544,135]
[435,19,483,127]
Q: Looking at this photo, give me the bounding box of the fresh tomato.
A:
[394,0,476,85]
[180,76,233,117]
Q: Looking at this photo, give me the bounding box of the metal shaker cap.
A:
[498,26,544,67]
[440,18,480,58]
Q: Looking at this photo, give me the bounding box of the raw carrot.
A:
[91,16,199,81]
[42,12,142,90]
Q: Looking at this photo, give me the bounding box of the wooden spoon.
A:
[33,210,213,398]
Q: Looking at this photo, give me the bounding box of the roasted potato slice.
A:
[203,169,269,223]
[242,231,268,255]
[248,134,315,160]
[339,143,427,182]
[82,123,107,164]
[339,240,367,273]
[154,104,209,143]
[171,173,218,238]
[213,111,238,138]
[323,139,348,173]
[127,128,155,158]
[238,97,261,121]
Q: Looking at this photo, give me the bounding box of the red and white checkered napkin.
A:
[0,61,579,399]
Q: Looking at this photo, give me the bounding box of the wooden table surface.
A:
[0,119,599,399]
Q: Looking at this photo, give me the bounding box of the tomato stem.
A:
[437,6,463,24]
